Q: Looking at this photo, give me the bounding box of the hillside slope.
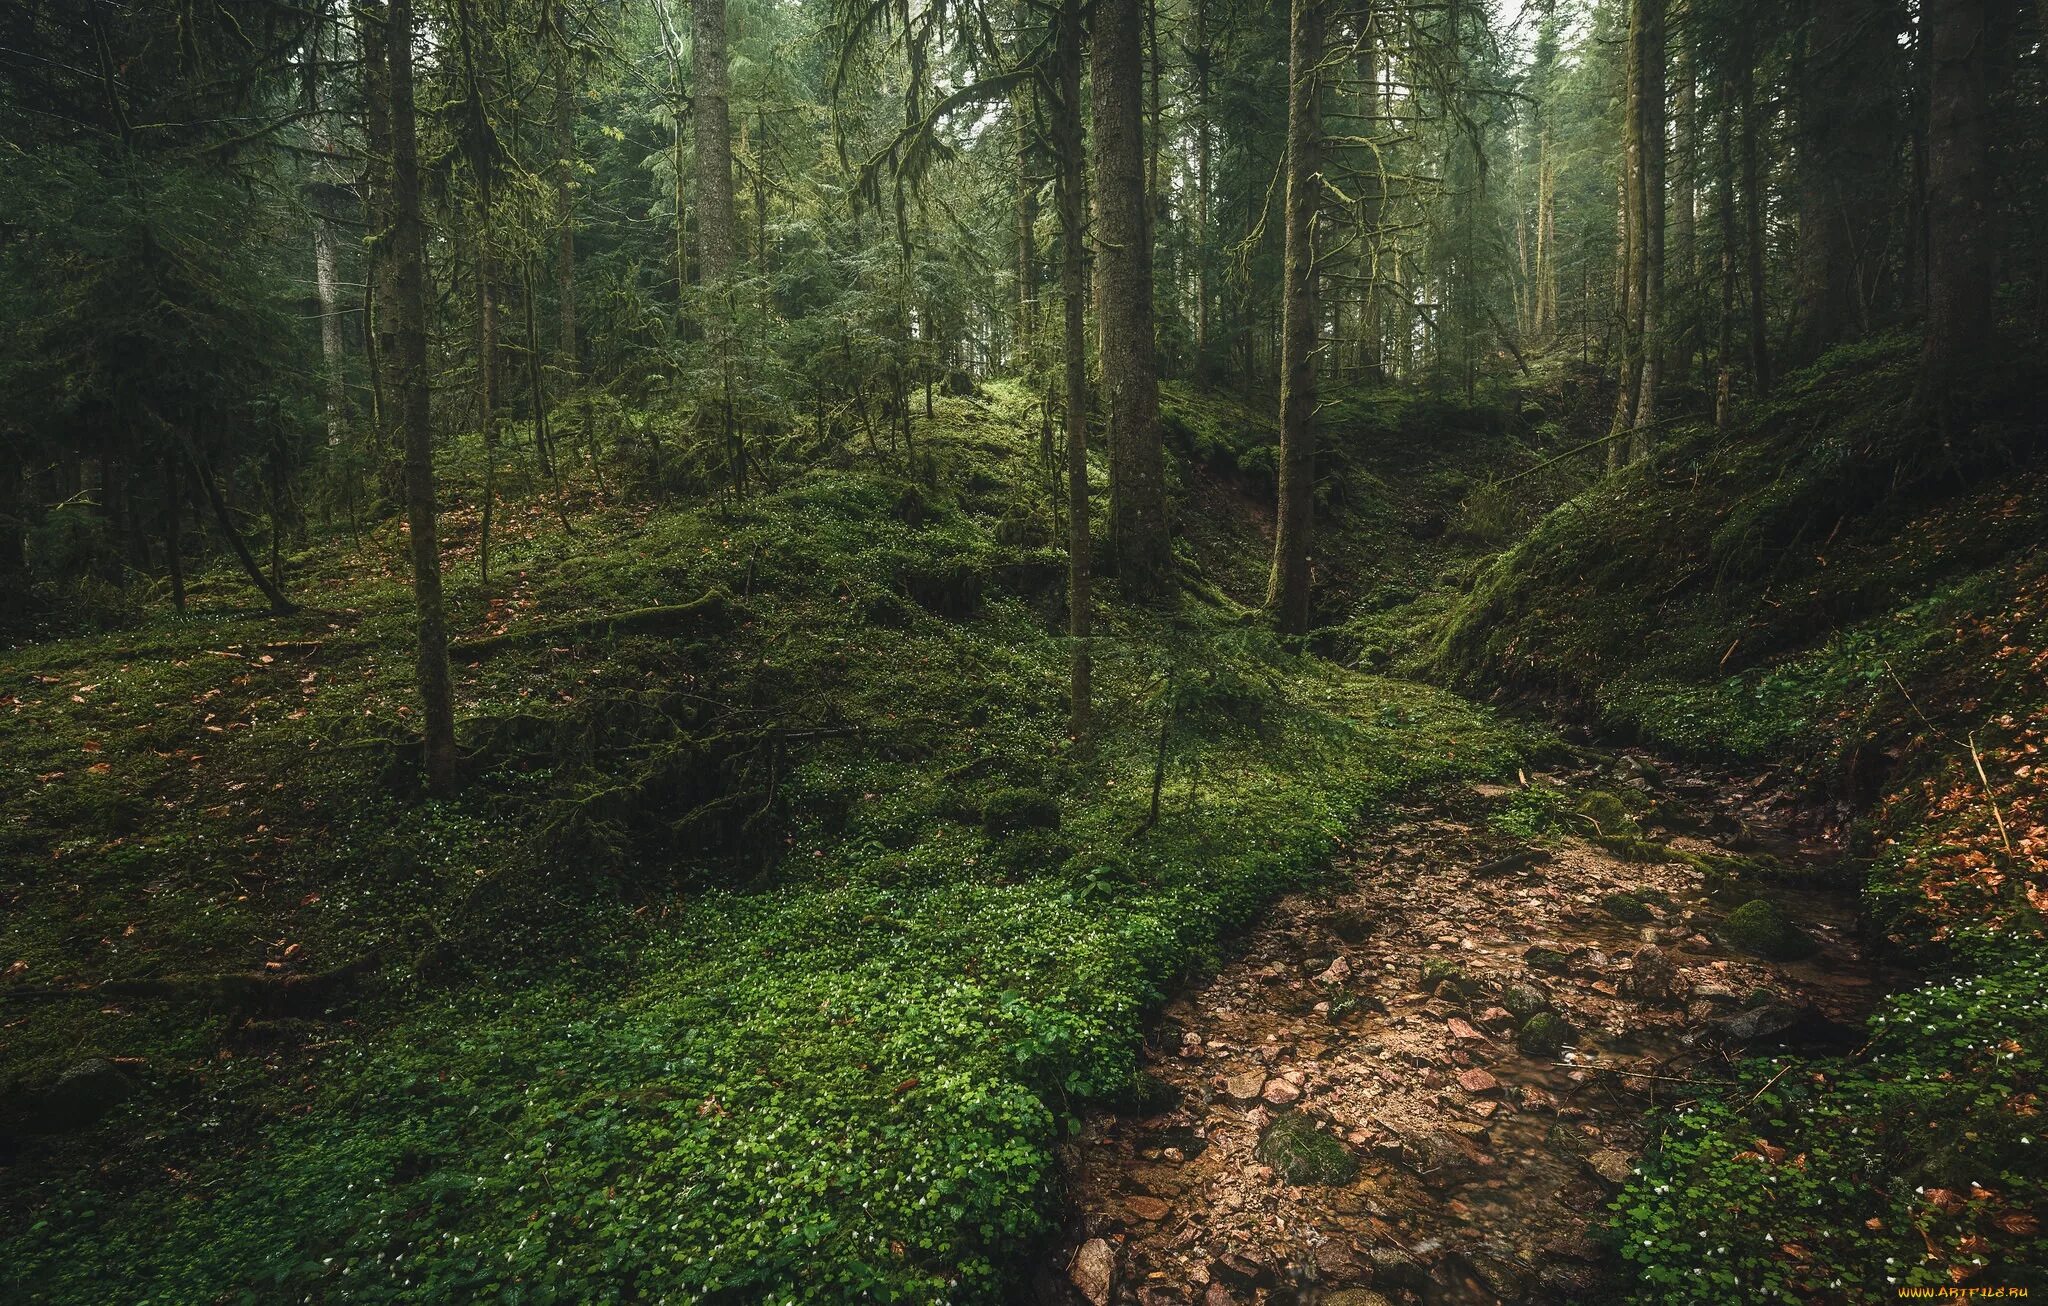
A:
[1433,339,2048,1297]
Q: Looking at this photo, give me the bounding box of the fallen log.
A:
[449,588,737,660]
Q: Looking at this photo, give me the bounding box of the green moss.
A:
[980,788,1061,836]
[1501,981,1551,1022]
[1419,957,1469,997]
[1518,1011,1573,1058]
[1602,891,1654,923]
[1715,898,1818,961]
[1256,1113,1359,1186]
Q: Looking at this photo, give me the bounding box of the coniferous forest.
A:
[2,0,2047,1300]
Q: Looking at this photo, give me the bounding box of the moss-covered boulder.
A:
[1524,945,1571,974]
[1715,898,1817,961]
[1501,981,1552,1022]
[1256,1113,1359,1186]
[979,788,1061,836]
[1419,957,1469,998]
[1601,891,1654,923]
[1518,1011,1573,1058]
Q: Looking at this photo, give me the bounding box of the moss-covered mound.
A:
[1715,898,1818,961]
[1256,1113,1359,1186]
[0,381,1531,1304]
[1517,1011,1573,1058]
[1421,341,2048,1298]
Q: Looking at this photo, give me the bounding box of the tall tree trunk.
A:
[1091,0,1171,599]
[1715,85,1740,431]
[1631,0,1667,461]
[1918,0,1996,401]
[1267,0,1321,634]
[358,1,397,481]
[555,72,579,382]
[387,0,460,794]
[693,0,736,288]
[1738,54,1773,394]
[1791,0,1904,361]
[1055,0,1091,739]
[1193,0,1212,382]
[1014,34,1037,372]
[1672,20,1697,385]
[1609,0,1645,461]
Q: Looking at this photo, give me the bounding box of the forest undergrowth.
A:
[1429,337,2048,1297]
[0,380,1554,1302]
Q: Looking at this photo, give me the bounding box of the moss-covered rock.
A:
[1256,1113,1358,1186]
[1524,945,1571,974]
[1518,1011,1573,1058]
[1715,898,1817,961]
[1501,982,1552,1022]
[978,787,1061,836]
[1602,891,1654,923]
[1419,957,1469,997]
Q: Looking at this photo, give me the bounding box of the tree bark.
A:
[555,71,579,381]
[1193,0,1213,381]
[1631,0,1666,461]
[1055,0,1091,740]
[693,0,736,288]
[1267,0,1321,634]
[1919,0,1997,399]
[387,0,460,794]
[1715,83,1739,431]
[1738,53,1773,394]
[1091,0,1171,599]
[1609,0,1645,460]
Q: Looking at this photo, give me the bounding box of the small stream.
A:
[1039,752,1900,1306]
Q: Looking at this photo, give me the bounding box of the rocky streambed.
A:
[1041,752,1897,1306]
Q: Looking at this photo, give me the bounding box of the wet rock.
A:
[1256,1114,1358,1185]
[1069,1238,1116,1306]
[1714,898,1817,961]
[1517,1011,1573,1058]
[1125,1195,1172,1222]
[1211,1252,1275,1290]
[1583,1148,1634,1186]
[1709,1001,1861,1049]
[1446,1016,1488,1043]
[1262,1078,1302,1107]
[1365,1245,1431,1295]
[1223,1071,1266,1103]
[1623,943,1679,1003]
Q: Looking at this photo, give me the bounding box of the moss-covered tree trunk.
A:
[1091,0,1171,599]
[387,0,460,794]
[1630,0,1666,462]
[693,0,735,288]
[1056,0,1091,739]
[1266,0,1321,635]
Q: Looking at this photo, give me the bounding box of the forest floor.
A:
[1046,751,1896,1306]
